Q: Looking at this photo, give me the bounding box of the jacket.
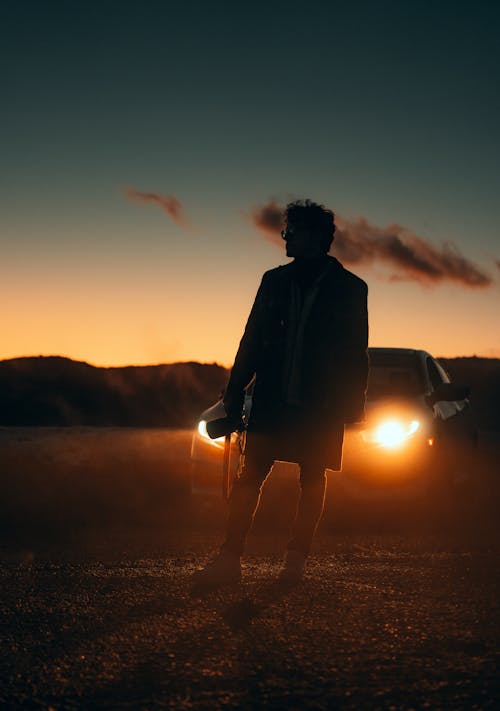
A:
[224,256,369,430]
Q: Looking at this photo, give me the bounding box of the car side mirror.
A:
[425,382,470,407]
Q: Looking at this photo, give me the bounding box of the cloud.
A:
[248,201,492,288]
[125,187,190,228]
[246,200,284,238]
[334,216,492,288]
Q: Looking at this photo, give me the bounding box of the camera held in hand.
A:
[206,415,245,440]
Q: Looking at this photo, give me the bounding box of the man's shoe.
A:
[278,550,306,584]
[192,551,241,588]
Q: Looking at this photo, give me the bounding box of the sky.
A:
[1,0,499,367]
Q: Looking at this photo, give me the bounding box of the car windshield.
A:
[367,351,425,400]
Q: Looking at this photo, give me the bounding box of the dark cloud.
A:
[125,188,190,228]
[248,201,492,288]
[246,200,284,238]
[334,216,491,287]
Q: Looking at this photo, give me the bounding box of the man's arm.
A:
[223,274,267,418]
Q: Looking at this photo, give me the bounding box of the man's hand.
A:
[206,413,245,439]
[223,389,245,422]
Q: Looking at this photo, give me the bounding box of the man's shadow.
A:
[190,577,300,631]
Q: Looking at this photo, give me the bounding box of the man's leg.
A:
[220,434,275,557]
[192,434,274,586]
[280,457,326,583]
[287,459,327,555]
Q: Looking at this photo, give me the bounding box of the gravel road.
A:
[1,428,499,709]
[1,505,499,710]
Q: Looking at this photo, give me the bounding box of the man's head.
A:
[281,199,335,259]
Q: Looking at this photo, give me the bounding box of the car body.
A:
[190,348,477,502]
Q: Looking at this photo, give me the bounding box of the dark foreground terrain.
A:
[1,429,499,709]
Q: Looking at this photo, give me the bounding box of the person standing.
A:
[193,199,369,585]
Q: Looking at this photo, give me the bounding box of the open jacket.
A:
[225,256,369,430]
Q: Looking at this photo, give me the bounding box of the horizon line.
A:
[1,351,499,369]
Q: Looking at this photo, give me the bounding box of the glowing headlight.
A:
[362,419,420,448]
[374,419,420,448]
[198,420,209,438]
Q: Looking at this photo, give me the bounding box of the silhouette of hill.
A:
[0,355,498,430]
[0,357,227,427]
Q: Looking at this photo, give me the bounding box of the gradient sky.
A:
[2,0,499,366]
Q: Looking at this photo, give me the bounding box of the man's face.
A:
[282,221,325,259]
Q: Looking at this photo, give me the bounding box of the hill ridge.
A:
[0,355,499,430]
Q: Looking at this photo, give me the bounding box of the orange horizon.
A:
[3,257,498,369]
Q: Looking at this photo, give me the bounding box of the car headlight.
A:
[362,418,420,448]
[198,420,209,438]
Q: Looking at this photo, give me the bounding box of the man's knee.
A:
[299,465,327,489]
[234,458,272,492]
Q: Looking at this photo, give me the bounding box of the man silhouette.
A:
[193,199,368,585]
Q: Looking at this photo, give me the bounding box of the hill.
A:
[0,355,499,430]
[0,357,227,427]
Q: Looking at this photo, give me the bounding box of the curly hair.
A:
[285,199,335,251]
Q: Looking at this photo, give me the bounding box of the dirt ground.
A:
[1,429,499,709]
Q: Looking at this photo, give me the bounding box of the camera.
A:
[206,415,245,439]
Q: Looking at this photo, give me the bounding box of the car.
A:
[190,348,478,505]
